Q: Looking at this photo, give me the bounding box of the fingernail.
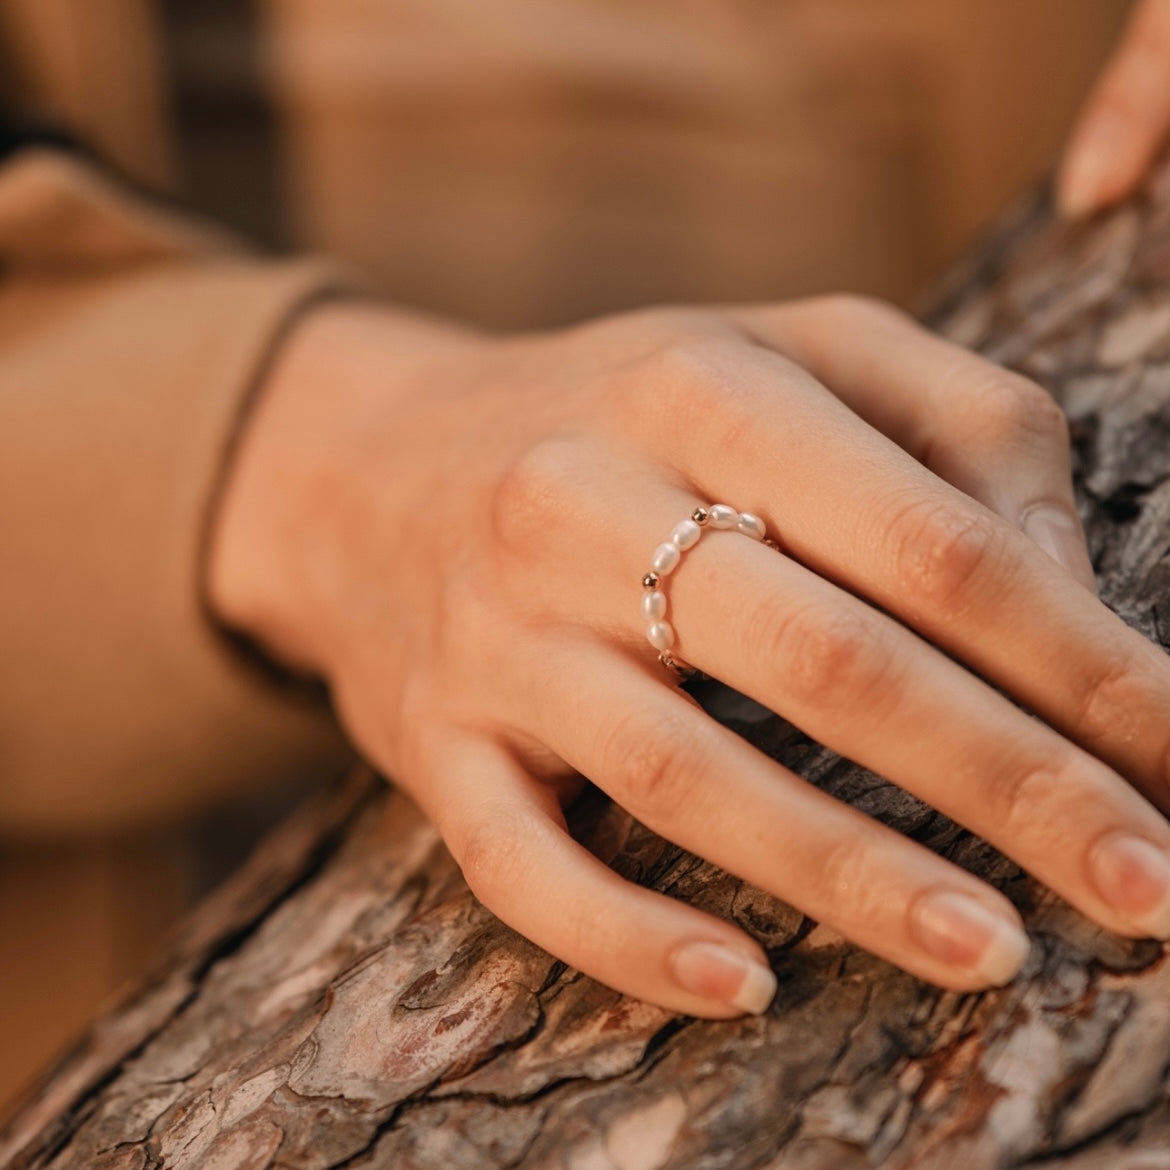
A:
[1021,506,1098,594]
[1059,115,1122,219]
[1089,834,1170,938]
[670,941,777,1014]
[910,890,1030,986]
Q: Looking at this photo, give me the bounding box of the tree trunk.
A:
[8,171,1170,1170]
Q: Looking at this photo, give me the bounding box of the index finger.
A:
[727,297,1097,592]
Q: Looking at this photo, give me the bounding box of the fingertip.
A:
[441,742,779,1018]
[1020,505,1098,594]
[1056,174,1100,222]
[908,888,1031,990]
[1057,95,1154,220]
[668,939,777,1016]
[1057,132,1119,220]
[736,957,779,1015]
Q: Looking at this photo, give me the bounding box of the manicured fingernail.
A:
[910,890,1029,986]
[1059,114,1123,219]
[1089,834,1170,938]
[1022,506,1098,594]
[670,942,777,1014]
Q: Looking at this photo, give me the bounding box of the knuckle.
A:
[812,834,876,918]
[962,371,1068,448]
[591,303,709,338]
[802,292,905,327]
[981,757,1069,840]
[1093,84,1146,130]
[630,304,720,340]
[888,498,1004,618]
[1073,656,1147,747]
[645,338,736,414]
[490,436,583,550]
[792,294,915,350]
[618,335,750,436]
[647,335,721,383]
[600,706,700,823]
[758,602,885,711]
[578,306,711,370]
[455,805,538,906]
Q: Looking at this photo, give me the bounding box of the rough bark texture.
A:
[9,169,1170,1170]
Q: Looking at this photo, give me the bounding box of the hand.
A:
[209,294,1170,1018]
[1059,0,1170,217]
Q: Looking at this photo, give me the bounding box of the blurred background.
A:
[0,0,1134,1110]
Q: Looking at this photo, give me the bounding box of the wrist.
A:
[206,300,480,681]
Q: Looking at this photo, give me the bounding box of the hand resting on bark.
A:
[205,293,1170,1019]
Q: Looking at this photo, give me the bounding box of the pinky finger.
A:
[424,737,778,1018]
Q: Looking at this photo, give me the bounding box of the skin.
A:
[1060,0,1170,217]
[207,295,1170,1018]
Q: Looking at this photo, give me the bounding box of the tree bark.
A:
[8,170,1170,1170]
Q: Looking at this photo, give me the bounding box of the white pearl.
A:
[651,542,681,575]
[647,620,675,651]
[737,512,766,541]
[671,519,701,550]
[709,504,738,529]
[641,590,667,620]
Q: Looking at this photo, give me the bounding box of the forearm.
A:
[0,150,354,833]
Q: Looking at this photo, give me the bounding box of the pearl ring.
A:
[641,504,778,678]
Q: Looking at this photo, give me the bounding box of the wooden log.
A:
[8,167,1170,1169]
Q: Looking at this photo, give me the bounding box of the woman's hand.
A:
[1059,0,1170,217]
[209,294,1170,1018]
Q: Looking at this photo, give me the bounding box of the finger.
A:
[649,500,1170,944]
[1058,0,1170,218]
[631,337,1170,813]
[422,735,779,1017]
[725,297,1096,592]
[571,465,1170,945]
[518,635,1033,992]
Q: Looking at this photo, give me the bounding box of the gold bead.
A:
[660,652,699,680]
[642,571,660,589]
[692,506,710,526]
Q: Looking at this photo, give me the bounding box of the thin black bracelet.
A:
[0,117,82,164]
[195,287,374,710]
